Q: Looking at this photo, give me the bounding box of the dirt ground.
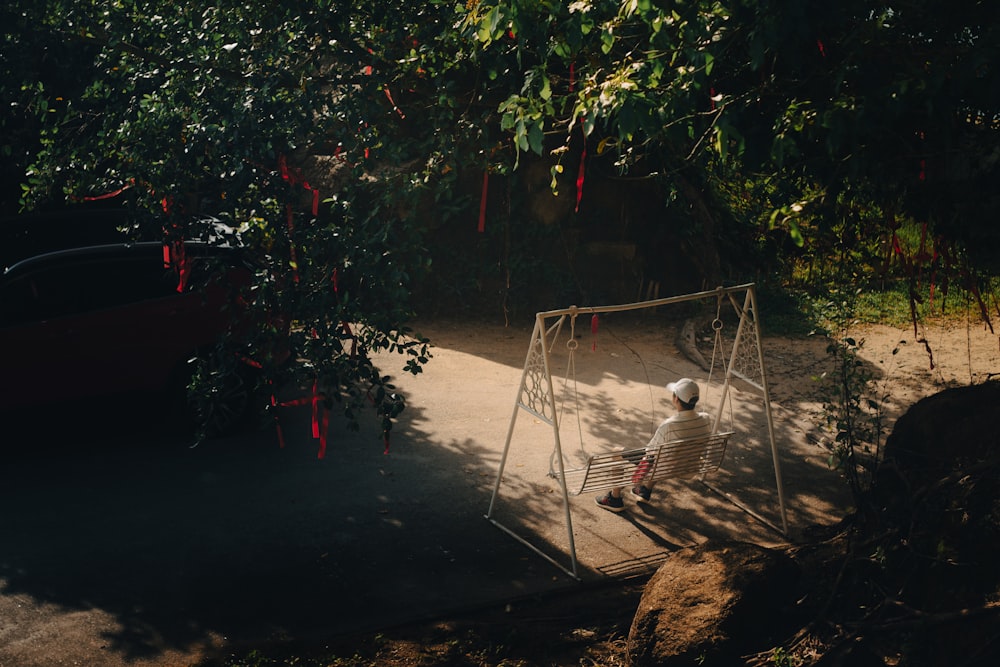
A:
[764,319,1000,437]
[4,301,997,667]
[204,312,1000,666]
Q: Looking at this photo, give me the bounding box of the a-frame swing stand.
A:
[485,283,788,580]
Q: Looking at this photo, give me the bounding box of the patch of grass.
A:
[853,278,998,328]
[756,276,999,337]
[853,285,917,328]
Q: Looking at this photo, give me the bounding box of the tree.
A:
[459,0,1000,289]
[2,0,448,445]
[5,1,999,444]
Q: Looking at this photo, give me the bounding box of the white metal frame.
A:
[484,283,788,579]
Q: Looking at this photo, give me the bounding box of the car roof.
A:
[1,208,243,273]
[2,240,243,280]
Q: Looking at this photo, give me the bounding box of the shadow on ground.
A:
[0,313,854,666]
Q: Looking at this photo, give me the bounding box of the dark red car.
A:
[0,221,279,437]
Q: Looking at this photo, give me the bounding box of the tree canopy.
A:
[3,0,999,440]
[459,0,1000,270]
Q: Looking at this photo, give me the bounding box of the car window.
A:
[0,273,41,326]
[0,254,180,326]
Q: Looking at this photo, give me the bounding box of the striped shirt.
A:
[645,410,713,452]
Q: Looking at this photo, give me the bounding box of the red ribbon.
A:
[311,379,320,439]
[478,171,489,232]
[632,458,651,484]
[160,196,188,292]
[575,138,587,213]
[591,314,599,351]
[272,382,329,458]
[891,232,904,258]
[310,378,329,459]
[279,154,320,217]
[318,408,330,459]
[81,182,132,201]
[176,241,190,292]
[384,87,405,118]
[162,238,190,292]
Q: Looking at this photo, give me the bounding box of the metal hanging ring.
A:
[712,318,724,331]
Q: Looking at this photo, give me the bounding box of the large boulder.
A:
[870,380,1000,614]
[881,380,1000,482]
[626,541,800,666]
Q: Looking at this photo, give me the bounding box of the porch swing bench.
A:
[557,431,735,496]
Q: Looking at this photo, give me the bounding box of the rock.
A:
[881,380,1000,479]
[626,542,800,666]
[871,380,1000,613]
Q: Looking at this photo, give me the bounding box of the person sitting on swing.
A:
[596,377,713,513]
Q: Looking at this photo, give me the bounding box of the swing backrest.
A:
[560,431,734,496]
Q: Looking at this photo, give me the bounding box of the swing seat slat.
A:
[559,431,734,496]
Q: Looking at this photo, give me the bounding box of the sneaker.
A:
[595,492,625,513]
[630,485,652,504]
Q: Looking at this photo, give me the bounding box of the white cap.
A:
[666,378,699,404]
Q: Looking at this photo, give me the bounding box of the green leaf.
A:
[715,126,727,160]
[516,119,529,151]
[788,220,804,247]
[582,110,596,137]
[600,24,614,54]
[528,121,543,154]
[539,75,551,101]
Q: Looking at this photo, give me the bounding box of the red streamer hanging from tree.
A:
[160,197,190,292]
[80,181,133,201]
[478,170,489,232]
[384,87,405,118]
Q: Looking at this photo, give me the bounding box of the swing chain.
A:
[707,295,724,389]
[706,294,736,433]
[550,312,587,477]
